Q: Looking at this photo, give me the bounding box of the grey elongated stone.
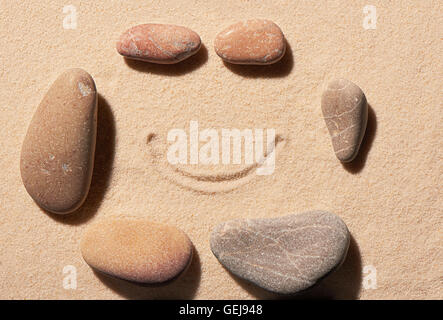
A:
[210,211,350,294]
[321,79,368,162]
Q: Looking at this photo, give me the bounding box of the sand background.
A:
[0,0,441,299]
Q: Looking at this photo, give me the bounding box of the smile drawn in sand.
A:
[146,126,286,194]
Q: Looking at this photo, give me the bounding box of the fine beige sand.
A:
[0,0,441,299]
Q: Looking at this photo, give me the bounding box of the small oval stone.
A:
[116,24,201,64]
[321,79,368,162]
[214,19,286,65]
[81,218,193,284]
[20,69,97,214]
[210,211,350,294]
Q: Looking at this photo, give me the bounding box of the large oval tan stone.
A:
[81,218,193,284]
[210,211,350,294]
[214,19,286,65]
[321,79,368,162]
[20,69,97,214]
[116,24,202,64]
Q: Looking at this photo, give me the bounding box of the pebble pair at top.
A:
[116,20,286,65]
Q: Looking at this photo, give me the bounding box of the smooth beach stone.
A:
[210,211,350,294]
[116,24,201,64]
[20,69,97,214]
[214,19,286,65]
[321,79,368,162]
[81,218,193,284]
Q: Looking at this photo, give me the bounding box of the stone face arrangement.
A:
[210,211,350,294]
[20,68,97,214]
[321,79,368,162]
[16,20,370,297]
[117,24,202,64]
[214,19,286,65]
[81,218,193,284]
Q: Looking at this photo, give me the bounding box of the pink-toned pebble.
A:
[117,24,201,64]
[214,19,286,65]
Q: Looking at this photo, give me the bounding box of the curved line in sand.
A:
[146,133,285,194]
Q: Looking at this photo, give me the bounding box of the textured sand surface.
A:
[0,0,442,299]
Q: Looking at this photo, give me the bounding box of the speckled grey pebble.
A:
[322,79,368,162]
[210,211,350,294]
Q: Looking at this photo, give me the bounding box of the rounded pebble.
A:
[116,24,202,64]
[81,218,193,284]
[20,68,97,214]
[321,79,368,162]
[210,211,350,294]
[214,19,286,65]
